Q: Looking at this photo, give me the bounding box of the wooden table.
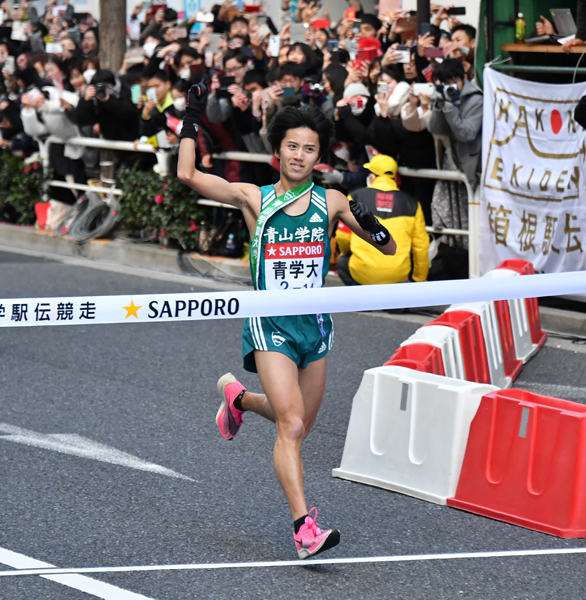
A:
[502,43,586,54]
[495,43,586,80]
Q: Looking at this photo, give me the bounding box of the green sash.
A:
[250,180,314,290]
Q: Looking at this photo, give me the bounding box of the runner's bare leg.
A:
[242,357,326,429]
[254,350,324,520]
[241,391,275,422]
[297,357,327,439]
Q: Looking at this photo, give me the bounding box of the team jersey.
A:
[255,184,332,291]
[242,183,334,373]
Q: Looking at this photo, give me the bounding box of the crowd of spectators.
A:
[0,0,489,276]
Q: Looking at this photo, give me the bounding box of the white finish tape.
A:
[0,271,584,328]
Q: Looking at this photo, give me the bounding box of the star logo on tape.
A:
[123,300,142,319]
[267,247,277,256]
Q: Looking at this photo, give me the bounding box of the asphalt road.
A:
[1,249,586,600]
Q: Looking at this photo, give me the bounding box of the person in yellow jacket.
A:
[336,154,430,285]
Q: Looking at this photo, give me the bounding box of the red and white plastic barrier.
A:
[448,389,586,538]
[384,260,548,387]
[332,366,497,505]
[335,373,586,537]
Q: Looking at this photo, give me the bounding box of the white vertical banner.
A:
[480,68,586,274]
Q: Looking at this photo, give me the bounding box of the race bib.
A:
[264,242,324,290]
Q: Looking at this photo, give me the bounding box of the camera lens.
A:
[445,85,457,98]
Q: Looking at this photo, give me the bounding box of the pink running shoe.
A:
[216,373,245,440]
[294,508,340,559]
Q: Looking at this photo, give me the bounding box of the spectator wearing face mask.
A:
[368,68,436,223]
[428,58,482,189]
[443,24,476,81]
[141,35,163,61]
[81,57,100,86]
[335,82,374,143]
[323,82,373,192]
[173,48,205,87]
[427,58,482,241]
[140,70,185,144]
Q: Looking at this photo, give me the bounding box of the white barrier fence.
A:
[38,139,478,276]
[332,366,497,504]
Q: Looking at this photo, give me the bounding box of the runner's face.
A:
[278,127,320,183]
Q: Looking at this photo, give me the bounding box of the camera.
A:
[95,83,110,100]
[444,84,459,99]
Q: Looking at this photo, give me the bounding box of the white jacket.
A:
[21,87,84,160]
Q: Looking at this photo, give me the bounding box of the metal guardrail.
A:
[36,140,479,278]
[40,135,170,204]
[397,166,479,278]
[49,180,123,196]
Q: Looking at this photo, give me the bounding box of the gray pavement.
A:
[1,249,586,599]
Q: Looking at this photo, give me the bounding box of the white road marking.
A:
[0,547,155,598]
[0,423,194,481]
[1,547,586,578]
[517,382,586,400]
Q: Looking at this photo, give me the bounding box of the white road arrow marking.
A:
[0,423,194,481]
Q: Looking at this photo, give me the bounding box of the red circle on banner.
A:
[551,110,562,134]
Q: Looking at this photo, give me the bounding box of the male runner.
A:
[178,77,397,559]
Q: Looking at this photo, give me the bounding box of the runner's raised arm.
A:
[177,76,259,212]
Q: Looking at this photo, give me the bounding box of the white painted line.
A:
[0,423,194,482]
[0,547,155,598]
[1,547,586,578]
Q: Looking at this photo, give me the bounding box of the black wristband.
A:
[180,112,200,141]
[368,223,391,246]
[181,76,208,141]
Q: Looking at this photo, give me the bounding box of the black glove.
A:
[181,75,208,141]
[350,201,391,246]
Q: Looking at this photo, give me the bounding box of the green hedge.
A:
[0,153,213,251]
[0,154,46,225]
[117,168,207,250]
